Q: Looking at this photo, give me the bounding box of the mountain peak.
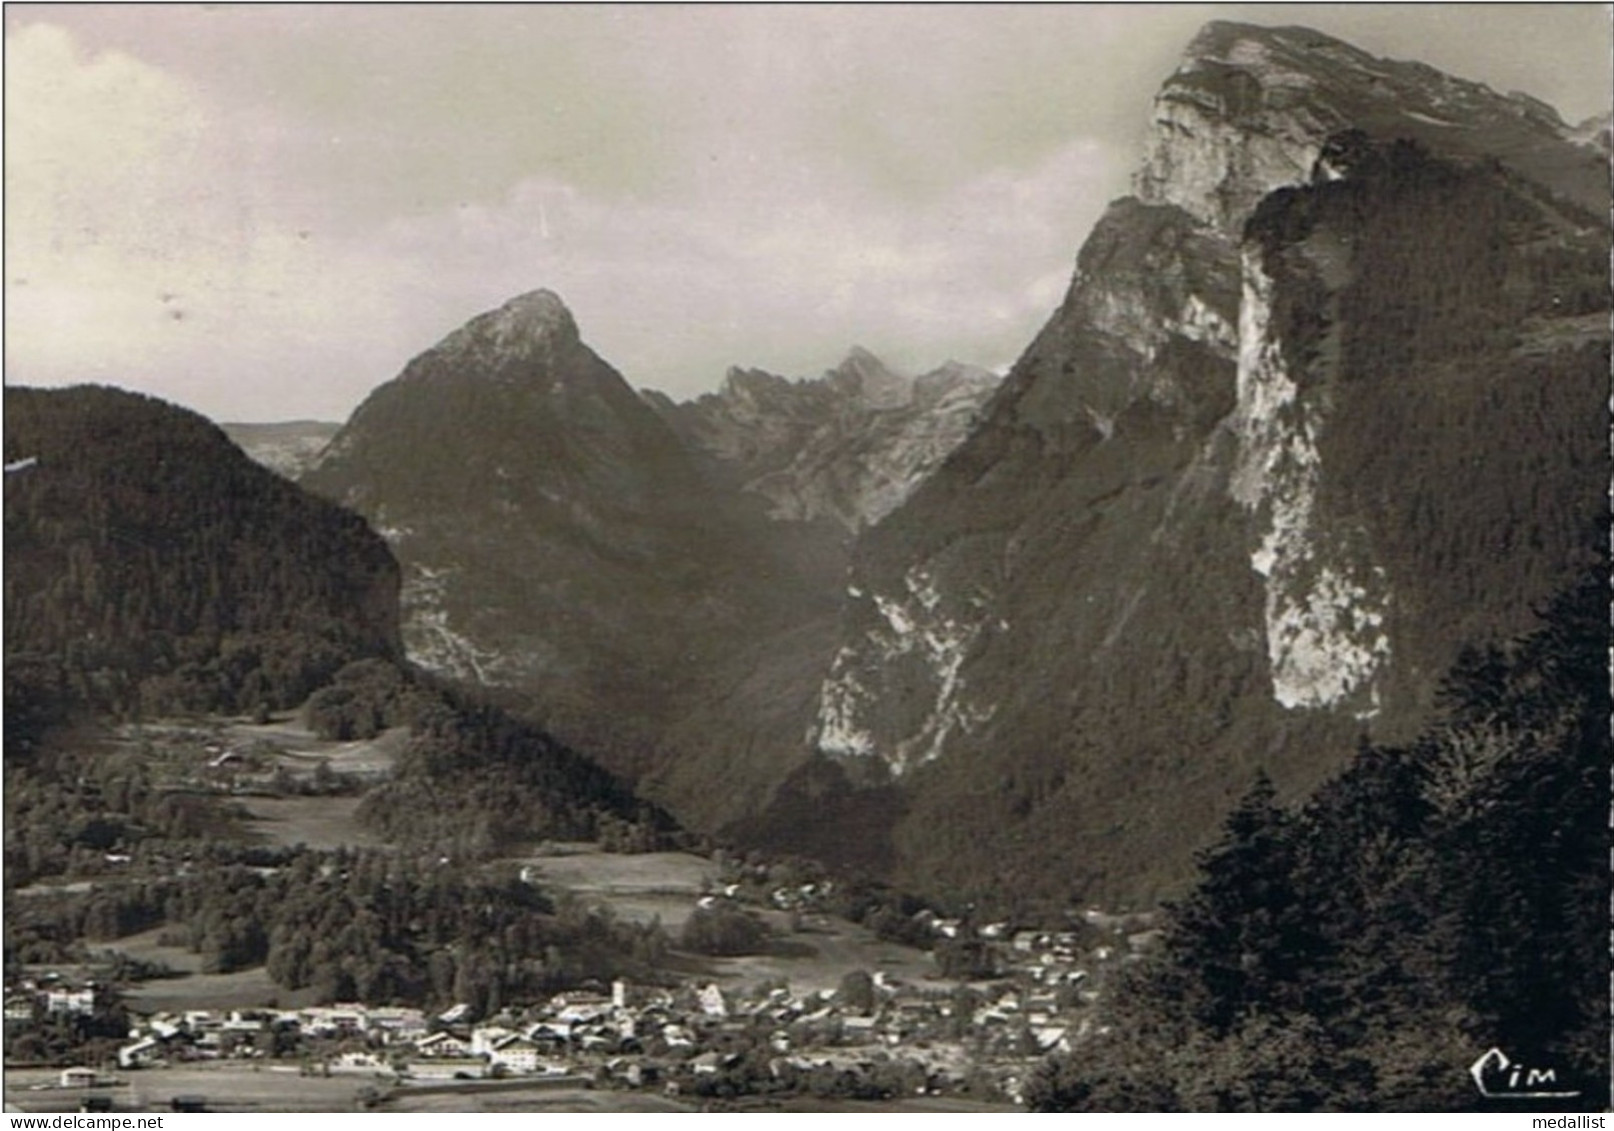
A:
[430,289,581,371]
[482,288,579,343]
[719,365,790,400]
[1138,19,1605,231]
[1184,20,1358,58]
[921,359,998,385]
[829,346,912,409]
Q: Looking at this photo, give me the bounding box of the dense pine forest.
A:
[4,386,400,724]
[1027,566,1610,1111]
[309,657,679,855]
[7,844,672,1014]
[5,656,676,889]
[1249,139,1609,720]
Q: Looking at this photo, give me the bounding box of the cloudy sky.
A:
[6,4,1610,422]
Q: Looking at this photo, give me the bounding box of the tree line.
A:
[1027,567,1609,1110]
[314,657,680,858]
[4,385,400,724]
[7,846,674,1016]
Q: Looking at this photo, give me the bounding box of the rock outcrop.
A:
[647,349,999,532]
[798,21,1610,907]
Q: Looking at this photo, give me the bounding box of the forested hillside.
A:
[4,383,676,919]
[7,844,671,1014]
[808,119,1609,911]
[1028,567,1609,1111]
[305,658,679,856]
[1245,138,1609,734]
[4,385,400,727]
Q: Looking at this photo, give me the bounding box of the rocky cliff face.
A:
[647,349,999,532]
[800,21,1610,908]
[287,23,1606,911]
[1137,22,1610,227]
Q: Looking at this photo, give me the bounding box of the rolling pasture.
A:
[515,843,940,994]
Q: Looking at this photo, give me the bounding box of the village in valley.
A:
[4,843,1160,1112]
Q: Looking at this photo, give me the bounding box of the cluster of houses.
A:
[7,888,1163,1107]
[4,975,102,1024]
[114,1004,431,1069]
[905,905,1159,986]
[33,968,1109,1101]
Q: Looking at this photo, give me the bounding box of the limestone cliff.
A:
[647,349,1000,533]
[796,21,1609,907]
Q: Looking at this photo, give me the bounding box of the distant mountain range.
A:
[299,21,1608,910]
[645,349,999,532]
[297,292,845,817]
[16,20,1606,916]
[802,20,1608,905]
[221,420,341,479]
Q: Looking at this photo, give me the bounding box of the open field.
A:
[237,794,386,850]
[706,909,939,994]
[9,880,95,899]
[110,716,404,789]
[121,963,292,1014]
[221,719,409,777]
[515,844,941,994]
[107,927,318,1013]
[3,1065,373,1113]
[514,844,716,931]
[119,955,293,1013]
[98,926,205,975]
[383,1084,694,1113]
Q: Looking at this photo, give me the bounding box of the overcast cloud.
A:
[6,4,1610,422]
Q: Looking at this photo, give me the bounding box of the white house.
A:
[45,988,96,1017]
[470,1025,516,1055]
[414,1031,474,1058]
[490,1034,548,1075]
[367,1007,429,1045]
[696,984,728,1018]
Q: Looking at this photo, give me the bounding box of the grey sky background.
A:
[6,4,1611,423]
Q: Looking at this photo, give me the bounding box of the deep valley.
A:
[5,14,1608,1114]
